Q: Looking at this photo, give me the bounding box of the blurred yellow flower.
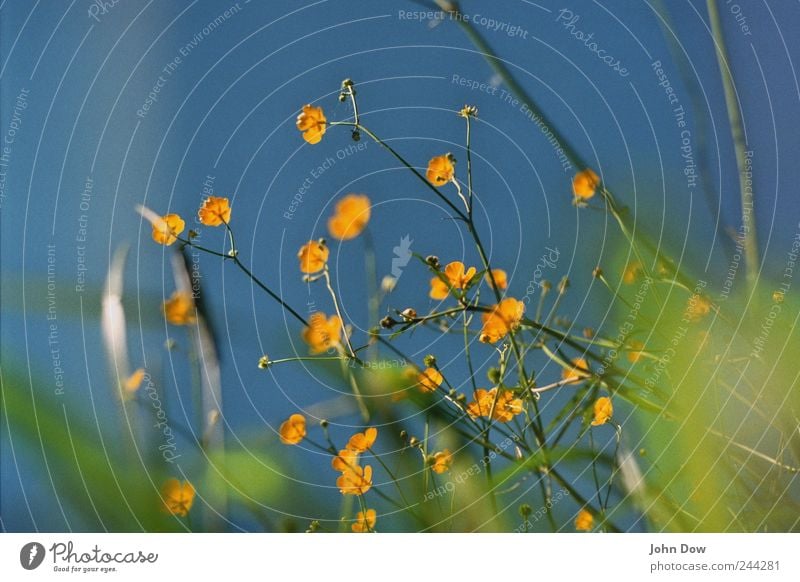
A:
[686,294,713,321]
[297,240,329,274]
[572,168,600,199]
[151,213,185,246]
[426,154,455,187]
[486,269,508,290]
[352,509,376,533]
[279,413,307,444]
[197,196,231,226]
[417,367,443,393]
[337,464,372,495]
[479,297,525,343]
[429,261,477,300]
[431,449,453,474]
[347,427,377,452]
[562,358,590,381]
[163,290,196,325]
[622,261,642,284]
[296,104,327,144]
[161,478,195,517]
[575,508,594,531]
[591,397,613,426]
[124,368,146,393]
[627,340,645,363]
[466,388,523,423]
[301,312,342,354]
[328,194,371,240]
[332,448,360,472]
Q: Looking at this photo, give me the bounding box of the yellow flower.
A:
[479,297,525,343]
[575,508,594,531]
[151,213,185,246]
[346,427,377,452]
[197,196,231,226]
[279,413,307,444]
[352,509,377,533]
[163,290,196,325]
[572,168,600,199]
[328,194,371,240]
[161,478,195,517]
[466,388,523,423]
[124,368,146,393]
[686,294,713,321]
[426,154,455,186]
[431,449,453,474]
[429,261,477,300]
[301,312,342,354]
[417,367,443,393]
[622,261,642,284]
[591,397,613,426]
[336,464,373,495]
[626,340,645,363]
[332,448,360,472]
[562,358,590,381]
[297,240,329,274]
[486,269,508,290]
[296,104,327,144]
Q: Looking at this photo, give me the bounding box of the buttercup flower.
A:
[197,196,231,226]
[301,312,342,354]
[163,290,196,325]
[151,213,185,246]
[479,297,525,343]
[332,448,360,472]
[572,168,600,199]
[591,397,613,426]
[486,269,508,290]
[336,464,373,495]
[161,478,195,517]
[346,427,377,452]
[296,104,327,144]
[466,388,523,423]
[352,509,377,533]
[328,194,371,240]
[417,367,443,393]
[426,154,455,187]
[431,449,453,474]
[575,508,594,531]
[430,261,477,299]
[562,358,591,381]
[279,413,307,444]
[298,240,329,274]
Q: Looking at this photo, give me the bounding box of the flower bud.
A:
[423,354,437,367]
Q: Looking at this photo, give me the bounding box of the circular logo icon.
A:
[20,542,46,570]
